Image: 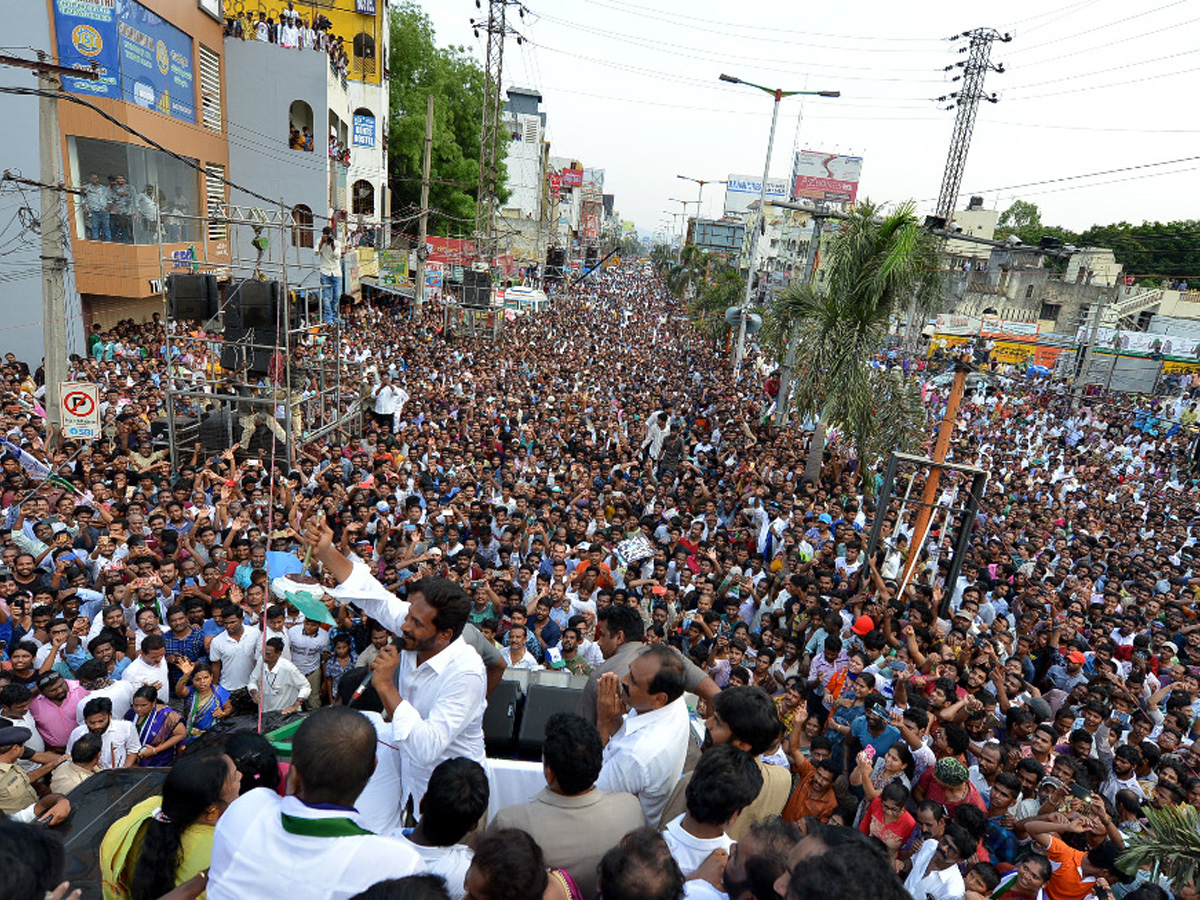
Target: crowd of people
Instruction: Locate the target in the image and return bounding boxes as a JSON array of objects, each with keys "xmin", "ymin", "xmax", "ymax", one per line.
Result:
[
  {"xmin": 225, "ymin": 3, "xmax": 356, "ymax": 79},
  {"xmin": 0, "ymin": 262, "xmax": 1198, "ymax": 900}
]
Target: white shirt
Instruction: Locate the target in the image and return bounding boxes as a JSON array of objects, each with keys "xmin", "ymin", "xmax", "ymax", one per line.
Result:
[
  {"xmin": 288, "ymin": 625, "xmax": 330, "ymax": 675},
  {"xmin": 903, "ymin": 839, "xmax": 965, "ymax": 900},
  {"xmin": 662, "ymin": 814, "xmax": 734, "ymax": 876},
  {"xmin": 327, "ymin": 563, "xmax": 488, "ymax": 809},
  {"xmin": 373, "ymin": 384, "xmax": 406, "ymax": 416},
  {"xmin": 248, "ymin": 656, "xmax": 311, "ymax": 712},
  {"xmin": 395, "ymin": 833, "xmax": 474, "ymax": 900},
  {"xmin": 501, "ymin": 646, "xmax": 541, "ymax": 671},
  {"xmin": 208, "ymin": 790, "xmax": 422, "ymax": 900},
  {"xmin": 595, "ymin": 697, "xmax": 690, "ymax": 827},
  {"xmin": 76, "ymin": 680, "xmax": 135, "ymax": 725},
  {"xmin": 356, "ymin": 711, "xmax": 404, "ymax": 835},
  {"xmin": 66, "ymin": 719, "xmax": 141, "ymax": 770},
  {"xmin": 121, "ymin": 656, "xmax": 171, "ymax": 703},
  {"xmin": 211, "ymin": 627, "xmax": 262, "ymax": 691}
]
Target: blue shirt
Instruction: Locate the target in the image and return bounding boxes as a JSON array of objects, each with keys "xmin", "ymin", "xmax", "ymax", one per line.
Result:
[{"xmin": 850, "ymin": 717, "xmax": 901, "ymax": 758}]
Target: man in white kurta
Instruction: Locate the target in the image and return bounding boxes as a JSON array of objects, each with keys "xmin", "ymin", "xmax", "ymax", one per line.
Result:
[
  {"xmin": 208, "ymin": 707, "xmax": 422, "ymax": 900},
  {"xmin": 593, "ymin": 645, "xmax": 690, "ymax": 827},
  {"xmin": 309, "ymin": 524, "xmax": 487, "ymax": 815},
  {"xmin": 248, "ymin": 639, "xmax": 312, "ymax": 713}
]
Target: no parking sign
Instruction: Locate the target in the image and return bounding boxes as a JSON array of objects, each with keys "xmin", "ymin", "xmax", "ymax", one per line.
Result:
[{"xmin": 60, "ymin": 382, "xmax": 100, "ymax": 440}]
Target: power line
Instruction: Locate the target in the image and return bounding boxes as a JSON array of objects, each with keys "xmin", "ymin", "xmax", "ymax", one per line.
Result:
[{"xmin": 1007, "ymin": 0, "xmax": 1190, "ymax": 55}]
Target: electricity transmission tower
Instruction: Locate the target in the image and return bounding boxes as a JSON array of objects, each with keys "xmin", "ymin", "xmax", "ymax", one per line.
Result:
[
  {"xmin": 471, "ymin": 0, "xmax": 527, "ymax": 263},
  {"xmin": 934, "ymin": 28, "xmax": 1011, "ymax": 221}
]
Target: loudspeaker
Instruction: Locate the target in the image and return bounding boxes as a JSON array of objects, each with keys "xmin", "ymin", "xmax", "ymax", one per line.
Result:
[
  {"xmin": 462, "ymin": 269, "xmax": 492, "ymax": 308},
  {"xmin": 517, "ymin": 684, "xmax": 583, "ymax": 754},
  {"xmin": 238, "ymin": 280, "xmax": 279, "ymax": 328},
  {"xmin": 167, "ymin": 274, "xmax": 218, "ymax": 320},
  {"xmin": 221, "ymin": 324, "xmax": 247, "ymax": 370},
  {"xmin": 482, "ymin": 680, "xmax": 521, "ymax": 753},
  {"xmin": 199, "ymin": 407, "xmax": 238, "ymax": 452}
]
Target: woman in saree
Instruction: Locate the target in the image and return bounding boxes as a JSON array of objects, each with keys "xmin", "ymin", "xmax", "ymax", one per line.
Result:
[
  {"xmin": 175, "ymin": 659, "xmax": 232, "ymax": 744},
  {"xmin": 125, "ymin": 685, "xmax": 187, "ymax": 767}
]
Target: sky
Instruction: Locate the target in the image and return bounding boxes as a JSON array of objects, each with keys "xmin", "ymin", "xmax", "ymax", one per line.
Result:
[{"xmin": 421, "ymin": 0, "xmax": 1200, "ymax": 252}]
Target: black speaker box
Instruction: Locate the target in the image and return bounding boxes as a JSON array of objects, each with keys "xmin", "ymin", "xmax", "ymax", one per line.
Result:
[
  {"xmin": 517, "ymin": 684, "xmax": 583, "ymax": 754},
  {"xmin": 167, "ymin": 274, "xmax": 218, "ymax": 320},
  {"xmin": 462, "ymin": 269, "xmax": 492, "ymax": 308}
]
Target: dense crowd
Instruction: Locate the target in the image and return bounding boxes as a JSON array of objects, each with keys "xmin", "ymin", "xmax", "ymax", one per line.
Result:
[{"xmin": 0, "ymin": 263, "xmax": 1198, "ymax": 900}]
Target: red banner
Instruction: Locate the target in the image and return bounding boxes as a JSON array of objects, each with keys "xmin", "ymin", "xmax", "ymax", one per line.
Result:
[
  {"xmin": 426, "ymin": 236, "xmax": 478, "ymax": 265},
  {"xmin": 548, "ymin": 171, "xmax": 562, "ymax": 199},
  {"xmin": 561, "ymin": 168, "xmax": 583, "ymax": 188}
]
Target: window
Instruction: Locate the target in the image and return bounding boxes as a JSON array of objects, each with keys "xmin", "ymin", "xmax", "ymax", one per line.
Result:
[
  {"xmin": 68, "ymin": 135, "xmax": 200, "ymax": 245},
  {"xmin": 292, "ymin": 204, "xmax": 314, "ymax": 249},
  {"xmin": 199, "ymin": 45, "xmax": 222, "ymax": 132},
  {"xmin": 1039, "ymin": 302, "xmax": 1060, "ymax": 322},
  {"xmin": 205, "ymin": 164, "xmax": 227, "ymax": 242},
  {"xmin": 1025, "ymin": 284, "xmax": 1034, "ymax": 299},
  {"xmin": 523, "ymin": 119, "xmax": 539, "ymax": 144},
  {"xmin": 352, "ymin": 180, "xmax": 374, "ymax": 216},
  {"xmin": 352, "ymin": 32, "xmax": 376, "ymax": 75},
  {"xmin": 289, "ymin": 100, "xmax": 314, "ymax": 152}
]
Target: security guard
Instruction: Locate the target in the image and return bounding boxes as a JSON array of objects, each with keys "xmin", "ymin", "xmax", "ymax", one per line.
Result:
[{"xmin": 0, "ymin": 725, "xmax": 71, "ymax": 824}]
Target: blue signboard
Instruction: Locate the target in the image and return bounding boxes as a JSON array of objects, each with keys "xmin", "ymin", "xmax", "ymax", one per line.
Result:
[
  {"xmin": 53, "ymin": 0, "xmax": 195, "ymax": 123},
  {"xmin": 352, "ymin": 114, "xmax": 375, "ymax": 147},
  {"xmin": 53, "ymin": 0, "xmax": 121, "ymax": 99},
  {"xmin": 118, "ymin": 2, "xmax": 196, "ymax": 122}
]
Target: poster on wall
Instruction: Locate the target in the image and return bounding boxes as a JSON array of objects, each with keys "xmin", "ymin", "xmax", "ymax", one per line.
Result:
[
  {"xmin": 352, "ymin": 114, "xmax": 375, "ymax": 147},
  {"xmin": 53, "ymin": 0, "xmax": 195, "ymax": 123},
  {"xmin": 425, "ymin": 261, "xmax": 444, "ymax": 301},
  {"xmin": 53, "ymin": 0, "xmax": 121, "ymax": 99}
]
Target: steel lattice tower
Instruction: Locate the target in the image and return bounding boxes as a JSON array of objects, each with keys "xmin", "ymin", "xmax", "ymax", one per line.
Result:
[
  {"xmin": 935, "ymin": 28, "xmax": 1011, "ymax": 220},
  {"xmin": 472, "ymin": 1, "xmax": 526, "ymax": 261}
]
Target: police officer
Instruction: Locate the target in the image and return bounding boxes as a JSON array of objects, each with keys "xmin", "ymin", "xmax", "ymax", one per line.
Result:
[{"xmin": 0, "ymin": 725, "xmax": 72, "ymax": 824}]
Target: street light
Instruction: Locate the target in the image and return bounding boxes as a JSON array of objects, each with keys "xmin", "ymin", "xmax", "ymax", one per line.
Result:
[
  {"xmin": 720, "ymin": 73, "xmax": 840, "ymax": 373},
  {"xmin": 677, "ymin": 174, "xmax": 728, "ymax": 220}
]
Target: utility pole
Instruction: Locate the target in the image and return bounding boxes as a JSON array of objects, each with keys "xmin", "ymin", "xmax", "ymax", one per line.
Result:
[
  {"xmin": 1072, "ymin": 291, "xmax": 1108, "ymax": 409},
  {"xmin": 471, "ymin": 0, "xmax": 527, "ymax": 265},
  {"xmin": 773, "ymin": 209, "xmax": 828, "ymax": 427},
  {"xmin": 415, "ymin": 93, "xmax": 433, "ymax": 315},
  {"xmin": 0, "ymin": 53, "xmax": 98, "ymax": 429},
  {"xmin": 898, "ymin": 356, "xmax": 971, "ymax": 590},
  {"xmin": 934, "ymin": 28, "xmax": 1011, "ymax": 221}
]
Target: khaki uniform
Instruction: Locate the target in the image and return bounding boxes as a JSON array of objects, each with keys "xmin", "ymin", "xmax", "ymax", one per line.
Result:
[{"xmin": 0, "ymin": 760, "xmax": 38, "ymax": 815}]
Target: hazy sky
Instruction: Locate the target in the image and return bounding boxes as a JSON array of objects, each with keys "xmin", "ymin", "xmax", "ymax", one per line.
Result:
[{"xmin": 422, "ymin": 0, "xmax": 1200, "ymax": 252}]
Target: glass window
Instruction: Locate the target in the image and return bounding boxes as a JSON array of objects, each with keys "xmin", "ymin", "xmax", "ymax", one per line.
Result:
[{"xmin": 69, "ymin": 135, "xmax": 200, "ymax": 244}]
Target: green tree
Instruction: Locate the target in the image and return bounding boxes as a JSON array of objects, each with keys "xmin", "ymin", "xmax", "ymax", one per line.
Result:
[
  {"xmin": 996, "ymin": 199, "xmax": 1042, "ymax": 233},
  {"xmin": 766, "ymin": 200, "xmax": 942, "ymax": 486},
  {"xmin": 387, "ymin": 2, "xmax": 507, "ymax": 236},
  {"xmin": 688, "ymin": 262, "xmax": 742, "ymax": 348}
]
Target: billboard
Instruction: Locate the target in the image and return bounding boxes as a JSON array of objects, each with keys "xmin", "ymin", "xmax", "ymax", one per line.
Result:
[
  {"xmin": 560, "ymin": 168, "xmax": 583, "ymax": 188},
  {"xmin": 583, "ymin": 168, "xmax": 605, "ymax": 191},
  {"xmin": 724, "ymin": 174, "xmax": 789, "ymax": 215},
  {"xmin": 981, "ymin": 316, "xmax": 1039, "ymax": 338},
  {"xmin": 54, "ymin": 0, "xmax": 195, "ymax": 123},
  {"xmin": 791, "ymin": 151, "xmax": 862, "ymax": 203},
  {"xmin": 352, "ymin": 114, "xmax": 375, "ymax": 147}
]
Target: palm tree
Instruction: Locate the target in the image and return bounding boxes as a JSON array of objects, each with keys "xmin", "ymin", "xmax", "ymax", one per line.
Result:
[
  {"xmin": 762, "ymin": 199, "xmax": 942, "ymax": 487},
  {"xmin": 1119, "ymin": 803, "xmax": 1200, "ymax": 889},
  {"xmin": 666, "ymin": 244, "xmax": 711, "ymax": 301},
  {"xmin": 688, "ymin": 263, "xmax": 743, "ymax": 349}
]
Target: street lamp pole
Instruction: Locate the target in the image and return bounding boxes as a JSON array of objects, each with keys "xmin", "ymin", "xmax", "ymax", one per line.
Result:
[
  {"xmin": 720, "ymin": 74, "xmax": 839, "ymax": 376},
  {"xmin": 677, "ymin": 175, "xmax": 728, "ymax": 222}
]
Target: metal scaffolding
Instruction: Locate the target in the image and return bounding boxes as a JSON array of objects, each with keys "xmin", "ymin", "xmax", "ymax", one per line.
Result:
[{"xmin": 157, "ymin": 202, "xmax": 364, "ymax": 471}]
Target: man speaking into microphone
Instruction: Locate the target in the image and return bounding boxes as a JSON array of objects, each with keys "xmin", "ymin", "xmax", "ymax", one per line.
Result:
[{"xmin": 302, "ymin": 517, "xmax": 486, "ymax": 821}]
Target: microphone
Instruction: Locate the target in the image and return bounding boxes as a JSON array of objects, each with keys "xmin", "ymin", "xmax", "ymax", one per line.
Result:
[{"xmin": 350, "ymin": 668, "xmax": 375, "ymax": 703}]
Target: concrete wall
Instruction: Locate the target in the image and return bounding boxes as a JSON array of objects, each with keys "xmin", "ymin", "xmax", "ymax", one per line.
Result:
[
  {"xmin": 224, "ymin": 38, "xmax": 339, "ymax": 288},
  {"xmin": 0, "ymin": 4, "xmax": 84, "ymax": 367}
]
